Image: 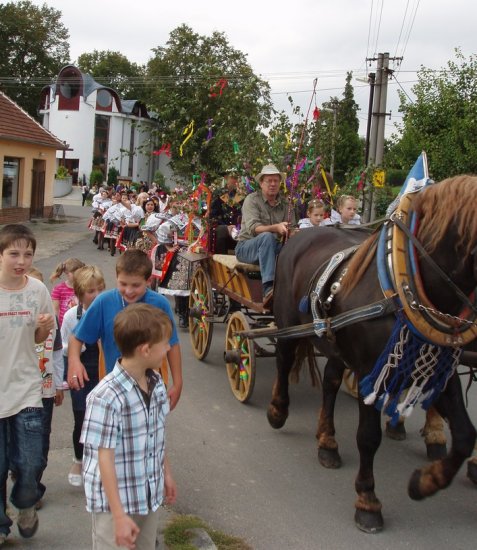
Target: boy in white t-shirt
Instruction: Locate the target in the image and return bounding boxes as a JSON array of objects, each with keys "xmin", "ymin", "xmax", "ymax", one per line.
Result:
[{"xmin": 0, "ymin": 225, "xmax": 55, "ymax": 545}]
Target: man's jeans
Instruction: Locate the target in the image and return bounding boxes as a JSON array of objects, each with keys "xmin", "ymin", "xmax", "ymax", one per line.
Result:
[
  {"xmin": 0, "ymin": 408, "xmax": 45, "ymax": 535},
  {"xmin": 235, "ymin": 232, "xmax": 282, "ymax": 287}
]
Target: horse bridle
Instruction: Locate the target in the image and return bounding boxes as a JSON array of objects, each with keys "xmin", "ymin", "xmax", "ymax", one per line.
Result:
[
  {"xmin": 391, "ymin": 212, "xmax": 477, "ymax": 316},
  {"xmin": 389, "ymin": 193, "xmax": 477, "ymax": 346}
]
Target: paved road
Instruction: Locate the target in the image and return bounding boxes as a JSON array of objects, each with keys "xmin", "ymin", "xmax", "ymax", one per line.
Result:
[{"xmin": 4, "ymin": 191, "xmax": 477, "ymax": 549}]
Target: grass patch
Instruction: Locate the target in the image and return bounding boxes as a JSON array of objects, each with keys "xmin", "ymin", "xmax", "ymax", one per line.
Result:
[{"xmin": 163, "ymin": 515, "xmax": 252, "ymax": 550}]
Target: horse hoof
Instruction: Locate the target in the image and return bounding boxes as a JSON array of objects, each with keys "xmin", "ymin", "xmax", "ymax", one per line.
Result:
[
  {"xmin": 267, "ymin": 407, "xmax": 288, "ymax": 430},
  {"xmin": 318, "ymin": 447, "xmax": 342, "ymax": 469},
  {"xmin": 354, "ymin": 509, "xmax": 383, "ymax": 533},
  {"xmin": 426, "ymin": 443, "xmax": 447, "ymax": 461},
  {"xmin": 467, "ymin": 459, "xmax": 477, "ymax": 485},
  {"xmin": 408, "ymin": 469, "xmax": 425, "ymax": 501},
  {"xmin": 385, "ymin": 420, "xmax": 406, "ymax": 441}
]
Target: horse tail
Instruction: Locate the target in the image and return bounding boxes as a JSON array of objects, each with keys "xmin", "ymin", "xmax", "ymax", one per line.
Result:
[
  {"xmin": 340, "ymin": 231, "xmax": 379, "ymax": 297},
  {"xmin": 290, "ymin": 339, "xmax": 322, "ymax": 387}
]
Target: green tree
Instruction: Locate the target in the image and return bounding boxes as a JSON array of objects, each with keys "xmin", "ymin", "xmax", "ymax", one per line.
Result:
[
  {"xmin": 145, "ymin": 24, "xmax": 273, "ymax": 181},
  {"xmin": 394, "ymin": 49, "xmax": 477, "ymax": 180},
  {"xmin": 0, "ymin": 0, "xmax": 70, "ymax": 118},
  {"xmin": 333, "ymin": 72, "xmax": 363, "ymax": 183},
  {"xmin": 77, "ymin": 50, "xmax": 146, "ymax": 99}
]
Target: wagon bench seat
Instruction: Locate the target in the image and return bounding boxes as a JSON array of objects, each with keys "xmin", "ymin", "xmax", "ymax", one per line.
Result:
[{"xmin": 212, "ymin": 254, "xmax": 260, "ymax": 274}]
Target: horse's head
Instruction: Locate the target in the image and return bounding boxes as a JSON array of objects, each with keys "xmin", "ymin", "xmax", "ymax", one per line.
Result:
[{"xmin": 413, "ymin": 175, "xmax": 477, "ymax": 313}]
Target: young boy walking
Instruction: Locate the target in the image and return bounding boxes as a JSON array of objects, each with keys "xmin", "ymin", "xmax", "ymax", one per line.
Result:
[
  {"xmin": 0, "ymin": 224, "xmax": 55, "ymax": 545},
  {"xmin": 67, "ymin": 249, "xmax": 183, "ymax": 409},
  {"xmin": 81, "ymin": 303, "xmax": 177, "ymax": 550}
]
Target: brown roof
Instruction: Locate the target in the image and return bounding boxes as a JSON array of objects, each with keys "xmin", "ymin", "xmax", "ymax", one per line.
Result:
[{"xmin": 0, "ymin": 91, "xmax": 66, "ymax": 149}]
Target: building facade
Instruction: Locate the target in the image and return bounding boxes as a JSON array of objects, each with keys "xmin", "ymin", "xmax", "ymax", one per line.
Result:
[
  {"xmin": 0, "ymin": 91, "xmax": 66, "ymax": 224},
  {"xmin": 39, "ymin": 65, "xmax": 171, "ymax": 186}
]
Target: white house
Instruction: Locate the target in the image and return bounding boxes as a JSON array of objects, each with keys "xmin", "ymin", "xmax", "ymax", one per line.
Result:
[{"xmin": 39, "ymin": 65, "xmax": 172, "ymax": 186}]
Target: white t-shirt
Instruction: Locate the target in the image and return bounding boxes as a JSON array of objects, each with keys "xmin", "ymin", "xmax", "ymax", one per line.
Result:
[{"xmin": 0, "ymin": 276, "xmax": 55, "ymax": 417}]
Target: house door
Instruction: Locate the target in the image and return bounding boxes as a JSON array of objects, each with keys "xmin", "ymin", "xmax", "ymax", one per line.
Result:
[{"xmin": 31, "ymin": 160, "xmax": 46, "ymax": 218}]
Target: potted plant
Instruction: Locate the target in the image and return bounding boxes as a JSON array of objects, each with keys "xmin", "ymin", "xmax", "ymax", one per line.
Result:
[{"xmin": 53, "ymin": 165, "xmax": 73, "ymax": 197}]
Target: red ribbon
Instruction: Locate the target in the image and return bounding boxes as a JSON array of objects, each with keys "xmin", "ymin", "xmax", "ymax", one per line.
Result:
[
  {"xmin": 209, "ymin": 78, "xmax": 228, "ymax": 97},
  {"xmin": 153, "ymin": 143, "xmax": 171, "ymax": 157}
]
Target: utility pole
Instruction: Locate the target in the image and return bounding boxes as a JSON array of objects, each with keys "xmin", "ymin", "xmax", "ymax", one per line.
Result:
[{"xmin": 363, "ymin": 52, "xmax": 402, "ymax": 221}]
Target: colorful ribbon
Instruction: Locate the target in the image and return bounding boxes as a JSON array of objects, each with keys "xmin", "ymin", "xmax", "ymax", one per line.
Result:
[
  {"xmin": 209, "ymin": 78, "xmax": 228, "ymax": 97},
  {"xmin": 179, "ymin": 120, "xmax": 195, "ymax": 157}
]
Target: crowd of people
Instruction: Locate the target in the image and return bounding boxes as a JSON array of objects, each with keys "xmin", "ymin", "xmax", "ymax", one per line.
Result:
[{"xmin": 0, "ymin": 166, "xmax": 362, "ymax": 549}]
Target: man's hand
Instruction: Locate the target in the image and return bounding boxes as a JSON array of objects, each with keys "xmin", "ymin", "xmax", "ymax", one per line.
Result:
[
  {"xmin": 274, "ymin": 221, "xmax": 289, "ymax": 236},
  {"xmin": 114, "ymin": 514, "xmax": 140, "ymax": 550}
]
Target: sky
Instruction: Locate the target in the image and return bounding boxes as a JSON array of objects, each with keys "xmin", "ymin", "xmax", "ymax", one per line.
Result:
[{"xmin": 24, "ymin": 0, "xmax": 477, "ymax": 138}]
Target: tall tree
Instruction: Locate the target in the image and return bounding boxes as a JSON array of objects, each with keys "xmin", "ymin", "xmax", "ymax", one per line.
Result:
[
  {"xmin": 0, "ymin": 0, "xmax": 70, "ymax": 118},
  {"xmin": 333, "ymin": 72, "xmax": 363, "ymax": 182},
  {"xmin": 145, "ymin": 24, "xmax": 273, "ymax": 180},
  {"xmin": 393, "ymin": 49, "xmax": 477, "ymax": 180},
  {"xmin": 77, "ymin": 50, "xmax": 146, "ymax": 99}
]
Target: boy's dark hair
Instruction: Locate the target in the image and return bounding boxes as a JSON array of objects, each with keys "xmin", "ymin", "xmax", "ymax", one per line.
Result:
[
  {"xmin": 114, "ymin": 303, "xmax": 172, "ymax": 357},
  {"xmin": 115, "ymin": 249, "xmax": 153, "ymax": 279},
  {"xmin": 0, "ymin": 224, "xmax": 36, "ymax": 253}
]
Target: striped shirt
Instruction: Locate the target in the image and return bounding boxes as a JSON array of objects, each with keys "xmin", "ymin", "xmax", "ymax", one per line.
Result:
[{"xmin": 80, "ymin": 362, "xmax": 169, "ymax": 514}]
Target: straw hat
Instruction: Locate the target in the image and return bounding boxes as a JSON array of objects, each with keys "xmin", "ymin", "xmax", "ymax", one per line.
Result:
[{"xmin": 255, "ymin": 163, "xmax": 283, "ymax": 184}]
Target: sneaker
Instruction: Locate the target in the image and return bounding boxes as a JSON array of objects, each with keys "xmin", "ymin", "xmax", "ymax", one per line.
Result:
[
  {"xmin": 68, "ymin": 460, "xmax": 83, "ymax": 487},
  {"xmin": 17, "ymin": 507, "xmax": 39, "ymax": 538}
]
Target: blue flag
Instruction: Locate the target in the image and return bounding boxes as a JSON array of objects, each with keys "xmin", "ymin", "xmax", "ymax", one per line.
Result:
[{"xmin": 386, "ymin": 152, "xmax": 431, "ymax": 216}]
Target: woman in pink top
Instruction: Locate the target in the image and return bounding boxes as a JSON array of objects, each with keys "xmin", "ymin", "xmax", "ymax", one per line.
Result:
[{"xmin": 49, "ymin": 258, "xmax": 85, "ymax": 326}]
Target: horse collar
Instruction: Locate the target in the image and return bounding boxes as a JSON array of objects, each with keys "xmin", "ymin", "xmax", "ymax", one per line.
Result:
[{"xmin": 387, "ymin": 193, "xmax": 477, "ymax": 347}]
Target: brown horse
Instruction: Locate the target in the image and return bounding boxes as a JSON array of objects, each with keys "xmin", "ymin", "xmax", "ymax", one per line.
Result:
[{"xmin": 267, "ymin": 175, "xmax": 477, "ymax": 532}]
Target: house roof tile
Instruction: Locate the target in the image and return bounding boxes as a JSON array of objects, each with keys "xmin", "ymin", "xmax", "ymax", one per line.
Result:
[{"xmin": 0, "ymin": 91, "xmax": 66, "ymax": 149}]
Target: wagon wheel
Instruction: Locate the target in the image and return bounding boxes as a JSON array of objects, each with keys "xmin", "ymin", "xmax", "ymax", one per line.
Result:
[
  {"xmin": 224, "ymin": 311, "xmax": 256, "ymax": 403},
  {"xmin": 188, "ymin": 266, "xmax": 214, "ymax": 360},
  {"xmin": 343, "ymin": 368, "xmax": 359, "ymax": 399}
]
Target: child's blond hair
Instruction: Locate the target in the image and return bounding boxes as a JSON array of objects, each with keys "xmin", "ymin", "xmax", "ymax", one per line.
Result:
[
  {"xmin": 49, "ymin": 258, "xmax": 85, "ymax": 282},
  {"xmin": 336, "ymin": 195, "xmax": 357, "ymax": 212},
  {"xmin": 28, "ymin": 266, "xmax": 44, "ymax": 282},
  {"xmin": 72, "ymin": 266, "xmax": 106, "ymax": 301},
  {"xmin": 307, "ymin": 199, "xmax": 325, "ymax": 215}
]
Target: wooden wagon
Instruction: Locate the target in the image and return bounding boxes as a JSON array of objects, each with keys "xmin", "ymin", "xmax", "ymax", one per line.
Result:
[{"xmin": 187, "ymin": 253, "xmax": 277, "ymax": 402}]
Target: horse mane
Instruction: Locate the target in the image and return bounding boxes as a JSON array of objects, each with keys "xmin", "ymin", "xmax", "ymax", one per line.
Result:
[
  {"xmin": 413, "ymin": 175, "xmax": 477, "ymax": 256},
  {"xmin": 339, "ymin": 231, "xmax": 379, "ymax": 297}
]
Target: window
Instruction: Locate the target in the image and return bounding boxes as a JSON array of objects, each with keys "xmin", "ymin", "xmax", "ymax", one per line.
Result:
[
  {"xmin": 93, "ymin": 115, "xmax": 110, "ymax": 175},
  {"xmin": 2, "ymin": 157, "xmax": 20, "ymax": 208},
  {"xmin": 97, "ymin": 89, "xmax": 112, "ymax": 109}
]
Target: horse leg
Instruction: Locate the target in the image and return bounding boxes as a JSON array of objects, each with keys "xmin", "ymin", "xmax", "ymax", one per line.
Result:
[
  {"xmin": 354, "ymin": 399, "xmax": 384, "ymax": 533},
  {"xmin": 267, "ymin": 338, "xmax": 297, "ymax": 429},
  {"xmin": 420, "ymin": 406, "xmax": 447, "ymax": 460},
  {"xmin": 385, "ymin": 416, "xmax": 406, "ymax": 441},
  {"xmin": 317, "ymin": 358, "xmax": 345, "ymax": 469},
  {"xmin": 408, "ymin": 373, "xmax": 476, "ymax": 500},
  {"xmin": 467, "ymin": 453, "xmax": 477, "ymax": 484}
]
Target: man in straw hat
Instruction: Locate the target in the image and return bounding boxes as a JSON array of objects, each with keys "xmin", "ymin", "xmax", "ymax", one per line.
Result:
[{"xmin": 235, "ymin": 163, "xmax": 297, "ymax": 303}]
